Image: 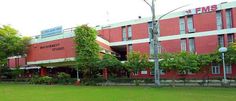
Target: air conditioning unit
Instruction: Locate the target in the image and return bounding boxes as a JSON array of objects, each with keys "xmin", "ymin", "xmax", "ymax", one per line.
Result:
[{"xmin": 188, "ymin": 28, "xmax": 196, "ymax": 33}]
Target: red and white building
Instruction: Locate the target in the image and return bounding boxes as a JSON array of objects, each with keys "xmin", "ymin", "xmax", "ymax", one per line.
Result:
[{"xmin": 8, "ymin": 1, "xmax": 236, "ymax": 79}]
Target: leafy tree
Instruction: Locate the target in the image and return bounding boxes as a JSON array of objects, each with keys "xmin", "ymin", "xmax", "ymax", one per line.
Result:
[
  {"xmin": 210, "ymin": 42, "xmax": 236, "ymax": 64},
  {"xmin": 74, "ymin": 25, "xmax": 100, "ymax": 79},
  {"xmin": 0, "ymin": 25, "xmax": 31, "ymax": 79},
  {"xmin": 125, "ymin": 52, "xmax": 154, "ymax": 74},
  {"xmin": 159, "ymin": 52, "xmax": 209, "ymax": 86},
  {"xmin": 98, "ymin": 54, "xmax": 124, "ymax": 78},
  {"xmin": 224, "ymin": 43, "xmax": 236, "ymax": 64}
]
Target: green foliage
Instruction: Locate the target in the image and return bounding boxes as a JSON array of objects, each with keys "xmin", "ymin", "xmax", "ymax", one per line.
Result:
[
  {"xmin": 159, "ymin": 52, "xmax": 213, "ymax": 74},
  {"xmin": 0, "ymin": 25, "xmax": 31, "ymax": 70},
  {"xmin": 125, "ymin": 52, "xmax": 154, "ymax": 72},
  {"xmin": 56, "ymin": 72, "xmax": 71, "ymax": 84},
  {"xmin": 10, "ymin": 68, "xmax": 24, "ymax": 79},
  {"xmin": 224, "ymin": 43, "xmax": 236, "ymax": 64},
  {"xmin": 74, "ymin": 25, "xmax": 100, "ymax": 78},
  {"xmin": 197, "ymin": 54, "xmax": 213, "ymax": 67},
  {"xmin": 74, "ymin": 25, "xmax": 100, "ymax": 69},
  {"xmin": 98, "ymin": 54, "xmax": 122, "ymax": 70},
  {"xmin": 30, "ymin": 76, "xmax": 53, "ymax": 85},
  {"xmin": 211, "ymin": 42, "xmax": 236, "ymax": 64},
  {"xmin": 159, "ymin": 52, "xmax": 214, "ymax": 86},
  {"xmin": 159, "ymin": 53, "xmax": 179, "ymax": 71},
  {"xmin": 178, "ymin": 52, "xmax": 199, "ymax": 73}
]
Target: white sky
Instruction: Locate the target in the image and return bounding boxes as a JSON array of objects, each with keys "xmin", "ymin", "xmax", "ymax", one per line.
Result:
[{"xmin": 0, "ymin": 0, "xmax": 234, "ymax": 36}]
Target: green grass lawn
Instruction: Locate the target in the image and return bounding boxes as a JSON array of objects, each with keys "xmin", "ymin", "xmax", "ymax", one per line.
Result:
[{"xmin": 0, "ymin": 83, "xmax": 236, "ymax": 101}]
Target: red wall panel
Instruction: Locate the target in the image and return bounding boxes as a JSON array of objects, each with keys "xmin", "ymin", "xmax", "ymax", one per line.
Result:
[
  {"xmin": 98, "ymin": 29, "xmax": 110, "ymax": 41},
  {"xmin": 195, "ymin": 35, "xmax": 218, "ymax": 54},
  {"xmin": 27, "ymin": 38, "xmax": 76, "ymax": 62},
  {"xmin": 193, "ymin": 12, "xmax": 217, "ymax": 32},
  {"xmin": 109, "ymin": 27, "xmax": 123, "ymax": 42},
  {"xmin": 8, "ymin": 57, "xmax": 26, "ymax": 68},
  {"xmin": 27, "ymin": 37, "xmax": 112, "ymax": 62},
  {"xmin": 161, "ymin": 39, "xmax": 181, "ymax": 53},
  {"xmin": 132, "ymin": 23, "xmax": 149, "ymax": 40},
  {"xmin": 132, "ymin": 43, "xmax": 150, "ymax": 54},
  {"xmin": 160, "ymin": 18, "xmax": 180, "ymax": 36}
]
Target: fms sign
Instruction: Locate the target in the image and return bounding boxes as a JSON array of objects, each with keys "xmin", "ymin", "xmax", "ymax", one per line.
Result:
[
  {"xmin": 185, "ymin": 5, "xmax": 218, "ymax": 15},
  {"xmin": 41, "ymin": 26, "xmax": 63, "ymax": 38}
]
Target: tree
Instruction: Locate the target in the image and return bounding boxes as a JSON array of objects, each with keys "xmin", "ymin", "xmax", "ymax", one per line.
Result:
[
  {"xmin": 0, "ymin": 25, "xmax": 31, "ymax": 80},
  {"xmin": 74, "ymin": 25, "xmax": 100, "ymax": 79},
  {"xmin": 98, "ymin": 54, "xmax": 123, "ymax": 78},
  {"xmin": 125, "ymin": 52, "xmax": 154, "ymax": 75},
  {"xmin": 211, "ymin": 43, "xmax": 236, "ymax": 64},
  {"xmin": 224, "ymin": 43, "xmax": 236, "ymax": 64},
  {"xmin": 159, "ymin": 52, "xmax": 208, "ymax": 87}
]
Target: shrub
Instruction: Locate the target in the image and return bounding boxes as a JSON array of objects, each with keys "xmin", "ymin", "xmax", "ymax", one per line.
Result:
[
  {"xmin": 30, "ymin": 76, "xmax": 53, "ymax": 85},
  {"xmin": 40, "ymin": 76, "xmax": 53, "ymax": 85},
  {"xmin": 56, "ymin": 72, "xmax": 71, "ymax": 84},
  {"xmin": 81, "ymin": 78, "xmax": 106, "ymax": 86},
  {"xmin": 30, "ymin": 75, "xmax": 41, "ymax": 84}
]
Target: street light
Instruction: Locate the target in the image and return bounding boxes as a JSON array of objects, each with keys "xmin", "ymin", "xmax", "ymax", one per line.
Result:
[
  {"xmin": 218, "ymin": 47, "xmax": 228, "ymax": 83},
  {"xmin": 144, "ymin": 0, "xmax": 188, "ymax": 86}
]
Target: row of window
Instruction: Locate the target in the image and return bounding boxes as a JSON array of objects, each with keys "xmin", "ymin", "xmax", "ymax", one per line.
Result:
[
  {"xmin": 122, "ymin": 9, "xmax": 233, "ymax": 42},
  {"xmin": 216, "ymin": 9, "xmax": 233, "ymax": 30},
  {"xmin": 180, "ymin": 33, "xmax": 234, "ymax": 52},
  {"xmin": 218, "ymin": 34, "xmax": 235, "ymax": 47},
  {"xmin": 130, "ymin": 33, "xmax": 234, "ymax": 55},
  {"xmin": 180, "ymin": 9, "xmax": 233, "ymax": 34},
  {"xmin": 134, "ymin": 64, "xmax": 233, "ymax": 75},
  {"xmin": 180, "ymin": 38, "xmax": 195, "ymax": 52},
  {"xmin": 122, "ymin": 25, "xmax": 132, "ymax": 41},
  {"xmin": 212, "ymin": 63, "xmax": 232, "ymax": 74}
]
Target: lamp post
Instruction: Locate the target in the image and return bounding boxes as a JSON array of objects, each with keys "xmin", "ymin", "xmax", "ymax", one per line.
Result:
[
  {"xmin": 144, "ymin": 0, "xmax": 188, "ymax": 86},
  {"xmin": 218, "ymin": 47, "xmax": 228, "ymax": 83}
]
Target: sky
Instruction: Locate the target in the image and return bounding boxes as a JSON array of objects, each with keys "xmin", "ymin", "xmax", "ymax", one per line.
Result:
[{"xmin": 0, "ymin": 0, "xmax": 235, "ymax": 36}]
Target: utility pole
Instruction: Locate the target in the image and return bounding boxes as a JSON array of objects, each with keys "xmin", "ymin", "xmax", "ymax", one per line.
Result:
[
  {"xmin": 144, "ymin": 0, "xmax": 188, "ymax": 86},
  {"xmin": 144, "ymin": 0, "xmax": 160, "ymax": 86}
]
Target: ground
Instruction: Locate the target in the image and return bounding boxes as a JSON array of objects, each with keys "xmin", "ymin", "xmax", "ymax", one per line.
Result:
[{"xmin": 0, "ymin": 83, "xmax": 236, "ymax": 101}]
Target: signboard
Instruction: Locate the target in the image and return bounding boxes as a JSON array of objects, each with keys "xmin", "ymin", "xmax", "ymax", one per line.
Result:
[
  {"xmin": 41, "ymin": 26, "xmax": 63, "ymax": 38},
  {"xmin": 185, "ymin": 5, "xmax": 218, "ymax": 15},
  {"xmin": 40, "ymin": 43, "xmax": 64, "ymax": 51}
]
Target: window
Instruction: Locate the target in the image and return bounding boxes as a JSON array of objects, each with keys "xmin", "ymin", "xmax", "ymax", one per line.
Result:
[
  {"xmin": 212, "ymin": 63, "xmax": 220, "ymax": 74},
  {"xmin": 128, "ymin": 44, "xmax": 133, "ymax": 52},
  {"xmin": 160, "ymin": 69, "xmax": 166, "ymax": 75},
  {"xmin": 148, "ymin": 22, "xmax": 153, "ymax": 40},
  {"xmin": 226, "ymin": 9, "xmax": 233, "ymax": 28},
  {"xmin": 141, "ymin": 71, "xmax": 147, "ymax": 75},
  {"xmin": 181, "ymin": 39, "xmax": 187, "ymax": 51},
  {"xmin": 187, "ymin": 16, "xmax": 194, "ymax": 32},
  {"xmin": 179, "ymin": 17, "xmax": 185, "ymax": 34},
  {"xmin": 189, "ymin": 38, "xmax": 195, "ymax": 53},
  {"xmin": 216, "ymin": 11, "xmax": 223, "ymax": 30},
  {"xmin": 225, "ymin": 64, "xmax": 232, "ymax": 74},
  {"xmin": 127, "ymin": 25, "xmax": 132, "ymax": 40},
  {"xmin": 122, "ymin": 26, "xmax": 126, "ymax": 41},
  {"xmin": 179, "ymin": 70, "xmax": 193, "ymax": 75},
  {"xmin": 218, "ymin": 35, "xmax": 224, "ymax": 47},
  {"xmin": 227, "ymin": 34, "xmax": 234, "ymax": 45}
]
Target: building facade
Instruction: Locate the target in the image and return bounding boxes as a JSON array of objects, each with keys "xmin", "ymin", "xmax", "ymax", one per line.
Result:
[{"xmin": 8, "ymin": 1, "xmax": 236, "ymax": 79}]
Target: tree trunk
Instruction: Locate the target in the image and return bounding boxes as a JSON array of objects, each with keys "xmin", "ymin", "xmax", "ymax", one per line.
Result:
[
  {"xmin": 0, "ymin": 68, "xmax": 2, "ymax": 81},
  {"xmin": 171, "ymin": 71, "xmax": 177, "ymax": 87}
]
